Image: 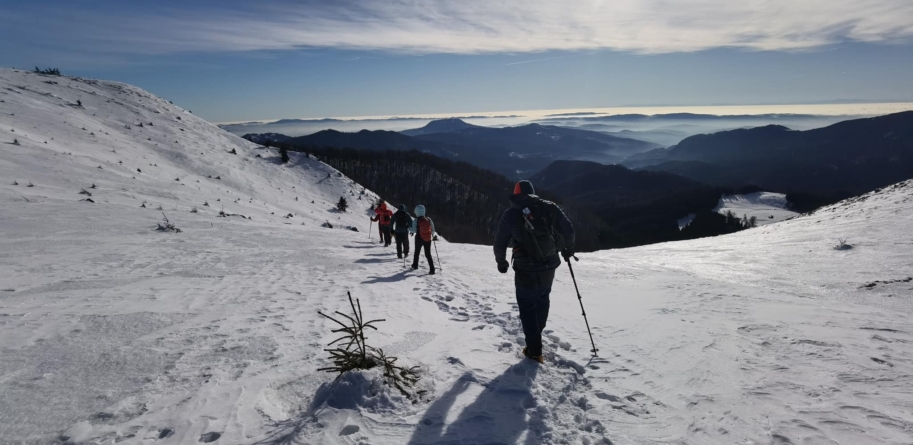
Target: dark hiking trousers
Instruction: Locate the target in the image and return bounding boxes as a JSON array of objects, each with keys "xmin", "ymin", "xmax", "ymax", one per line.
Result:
[
  {"xmin": 412, "ymin": 235, "xmax": 435, "ymax": 271},
  {"xmin": 515, "ymin": 268, "xmax": 556, "ymax": 357},
  {"xmin": 381, "ymin": 225, "xmax": 392, "ymax": 246},
  {"xmin": 395, "ymin": 232, "xmax": 410, "ymax": 257}
]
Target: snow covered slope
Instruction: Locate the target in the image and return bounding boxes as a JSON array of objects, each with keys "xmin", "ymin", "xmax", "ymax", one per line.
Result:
[
  {"xmin": 0, "ymin": 68, "xmax": 374, "ymax": 232},
  {"xmin": 713, "ymin": 191, "xmax": 799, "ymax": 225},
  {"xmin": 2, "ymin": 68, "xmax": 912, "ymax": 445}
]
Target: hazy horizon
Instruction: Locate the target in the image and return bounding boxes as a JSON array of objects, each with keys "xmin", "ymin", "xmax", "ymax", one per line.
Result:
[{"xmin": 216, "ymin": 101, "xmax": 913, "ymax": 126}]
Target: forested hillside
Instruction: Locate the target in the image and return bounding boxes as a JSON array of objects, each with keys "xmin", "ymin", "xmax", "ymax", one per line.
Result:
[{"xmin": 277, "ymin": 146, "xmax": 609, "ymax": 250}]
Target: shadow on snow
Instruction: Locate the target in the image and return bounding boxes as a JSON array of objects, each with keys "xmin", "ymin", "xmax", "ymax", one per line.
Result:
[{"xmin": 407, "ymin": 361, "xmax": 543, "ymax": 445}]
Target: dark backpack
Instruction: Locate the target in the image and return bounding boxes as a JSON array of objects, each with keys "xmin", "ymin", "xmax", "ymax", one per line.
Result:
[
  {"xmin": 514, "ymin": 201, "xmax": 563, "ymax": 261},
  {"xmin": 394, "ymin": 211, "xmax": 411, "ymax": 230}
]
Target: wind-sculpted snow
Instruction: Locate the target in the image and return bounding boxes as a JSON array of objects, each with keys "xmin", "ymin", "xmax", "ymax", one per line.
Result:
[{"xmin": 1, "ymin": 69, "xmax": 912, "ymax": 444}]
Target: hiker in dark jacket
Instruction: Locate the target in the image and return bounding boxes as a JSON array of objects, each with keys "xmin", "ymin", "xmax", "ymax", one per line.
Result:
[
  {"xmin": 410, "ymin": 205, "xmax": 436, "ymax": 275},
  {"xmin": 493, "ymin": 180, "xmax": 575, "ymax": 363},
  {"xmin": 392, "ymin": 204, "xmax": 413, "ymax": 259}
]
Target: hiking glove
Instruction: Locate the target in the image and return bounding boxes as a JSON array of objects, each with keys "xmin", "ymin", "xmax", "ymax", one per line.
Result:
[
  {"xmin": 497, "ymin": 260, "xmax": 510, "ymax": 274},
  {"xmin": 561, "ymin": 249, "xmax": 575, "ymax": 261}
]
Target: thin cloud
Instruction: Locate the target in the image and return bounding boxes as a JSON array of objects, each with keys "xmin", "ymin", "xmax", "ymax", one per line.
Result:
[
  {"xmin": 4, "ymin": 0, "xmax": 913, "ymax": 56},
  {"xmin": 504, "ymin": 54, "xmax": 581, "ymax": 66}
]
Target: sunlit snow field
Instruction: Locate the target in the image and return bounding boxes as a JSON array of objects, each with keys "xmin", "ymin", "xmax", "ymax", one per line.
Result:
[{"xmin": 2, "ymin": 69, "xmax": 912, "ymax": 444}]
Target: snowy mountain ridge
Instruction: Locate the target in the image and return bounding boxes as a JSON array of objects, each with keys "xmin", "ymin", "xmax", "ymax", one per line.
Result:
[
  {"xmin": 2, "ymin": 68, "xmax": 913, "ymax": 445},
  {"xmin": 0, "ymin": 68, "xmax": 374, "ymax": 231}
]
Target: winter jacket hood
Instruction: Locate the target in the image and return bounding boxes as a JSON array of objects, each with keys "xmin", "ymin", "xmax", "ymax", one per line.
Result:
[{"xmin": 414, "ymin": 205, "xmax": 426, "ymax": 217}]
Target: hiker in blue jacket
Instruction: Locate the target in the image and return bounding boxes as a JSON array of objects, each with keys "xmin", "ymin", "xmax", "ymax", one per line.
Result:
[{"xmin": 493, "ymin": 180, "xmax": 575, "ymax": 363}]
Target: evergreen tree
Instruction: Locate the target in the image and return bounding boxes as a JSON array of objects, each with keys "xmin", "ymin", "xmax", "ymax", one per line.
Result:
[
  {"xmin": 336, "ymin": 196, "xmax": 348, "ymax": 212},
  {"xmin": 279, "ymin": 146, "xmax": 289, "ymax": 163}
]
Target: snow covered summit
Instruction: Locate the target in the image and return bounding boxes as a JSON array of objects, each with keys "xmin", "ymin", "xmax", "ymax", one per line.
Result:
[{"xmin": 2, "ymin": 69, "xmax": 912, "ymax": 445}]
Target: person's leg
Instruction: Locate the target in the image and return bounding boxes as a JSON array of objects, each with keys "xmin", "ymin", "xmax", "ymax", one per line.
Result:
[
  {"xmin": 403, "ymin": 232, "xmax": 410, "ymax": 256},
  {"xmin": 424, "ymin": 240, "xmax": 435, "ymax": 271},
  {"xmin": 395, "ymin": 232, "xmax": 404, "ymax": 257},
  {"xmin": 384, "ymin": 227, "xmax": 392, "ymax": 246},
  {"xmin": 378, "ymin": 223, "xmax": 383, "ymax": 243},
  {"xmin": 412, "ymin": 237, "xmax": 423, "ymax": 268},
  {"xmin": 515, "ymin": 279, "xmax": 543, "ymax": 357},
  {"xmin": 535, "ymin": 269, "xmax": 556, "ymax": 336}
]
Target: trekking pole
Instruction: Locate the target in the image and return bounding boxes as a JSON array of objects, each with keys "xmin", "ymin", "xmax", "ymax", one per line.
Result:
[
  {"xmin": 565, "ymin": 256, "xmax": 598, "ymax": 357},
  {"xmin": 368, "ymin": 220, "xmax": 373, "ymax": 239},
  {"xmin": 432, "ymin": 238, "xmax": 443, "ymax": 273}
]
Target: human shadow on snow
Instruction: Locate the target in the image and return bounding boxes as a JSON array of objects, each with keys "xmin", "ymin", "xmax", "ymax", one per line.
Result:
[
  {"xmin": 354, "ymin": 258, "xmax": 397, "ymax": 264},
  {"xmin": 361, "ymin": 270, "xmax": 411, "ymax": 284},
  {"xmin": 407, "ymin": 361, "xmax": 543, "ymax": 445}
]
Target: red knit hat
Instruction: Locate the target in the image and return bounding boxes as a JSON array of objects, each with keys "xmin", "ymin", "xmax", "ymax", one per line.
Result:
[{"xmin": 513, "ymin": 180, "xmax": 535, "ymax": 195}]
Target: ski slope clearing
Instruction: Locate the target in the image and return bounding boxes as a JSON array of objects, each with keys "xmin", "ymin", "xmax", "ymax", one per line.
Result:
[
  {"xmin": 713, "ymin": 191, "xmax": 799, "ymax": 225},
  {"xmin": 2, "ymin": 69, "xmax": 913, "ymax": 445}
]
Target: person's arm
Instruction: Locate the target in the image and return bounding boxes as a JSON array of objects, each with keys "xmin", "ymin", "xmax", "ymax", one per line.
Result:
[
  {"xmin": 430, "ymin": 218, "xmax": 436, "ymax": 235},
  {"xmin": 409, "ymin": 218, "xmax": 417, "ymax": 234},
  {"xmin": 493, "ymin": 210, "xmax": 513, "ymax": 264},
  {"xmin": 371, "ymin": 215, "xmax": 379, "ymax": 222},
  {"xmin": 551, "ymin": 204, "xmax": 575, "ymax": 251}
]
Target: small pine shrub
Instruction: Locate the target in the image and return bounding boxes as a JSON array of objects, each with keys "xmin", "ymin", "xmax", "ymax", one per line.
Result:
[
  {"xmin": 279, "ymin": 147, "xmax": 290, "ymax": 163},
  {"xmin": 156, "ymin": 212, "xmax": 182, "ymax": 233},
  {"xmin": 835, "ymin": 238, "xmax": 853, "ymax": 251},
  {"xmin": 318, "ymin": 292, "xmax": 422, "ymax": 400},
  {"xmin": 336, "ymin": 196, "xmax": 348, "ymax": 212}
]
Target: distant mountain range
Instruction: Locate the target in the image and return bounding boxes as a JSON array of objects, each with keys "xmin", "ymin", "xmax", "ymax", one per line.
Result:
[
  {"xmin": 400, "ymin": 118, "xmax": 479, "ymax": 136},
  {"xmin": 626, "ymin": 111, "xmax": 913, "ymax": 195},
  {"xmin": 242, "ymin": 133, "xmax": 291, "ymax": 145},
  {"xmin": 536, "ymin": 113, "xmax": 829, "ymax": 123},
  {"xmin": 248, "ymin": 119, "xmax": 661, "ymax": 179}
]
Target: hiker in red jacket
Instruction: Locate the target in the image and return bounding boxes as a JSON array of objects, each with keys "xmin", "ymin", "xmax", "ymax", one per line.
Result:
[
  {"xmin": 371, "ymin": 205, "xmax": 383, "ymax": 241},
  {"xmin": 371, "ymin": 203, "xmax": 394, "ymax": 247}
]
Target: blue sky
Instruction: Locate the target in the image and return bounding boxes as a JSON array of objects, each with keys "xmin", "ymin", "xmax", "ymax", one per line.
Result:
[{"xmin": 2, "ymin": 0, "xmax": 913, "ymax": 122}]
